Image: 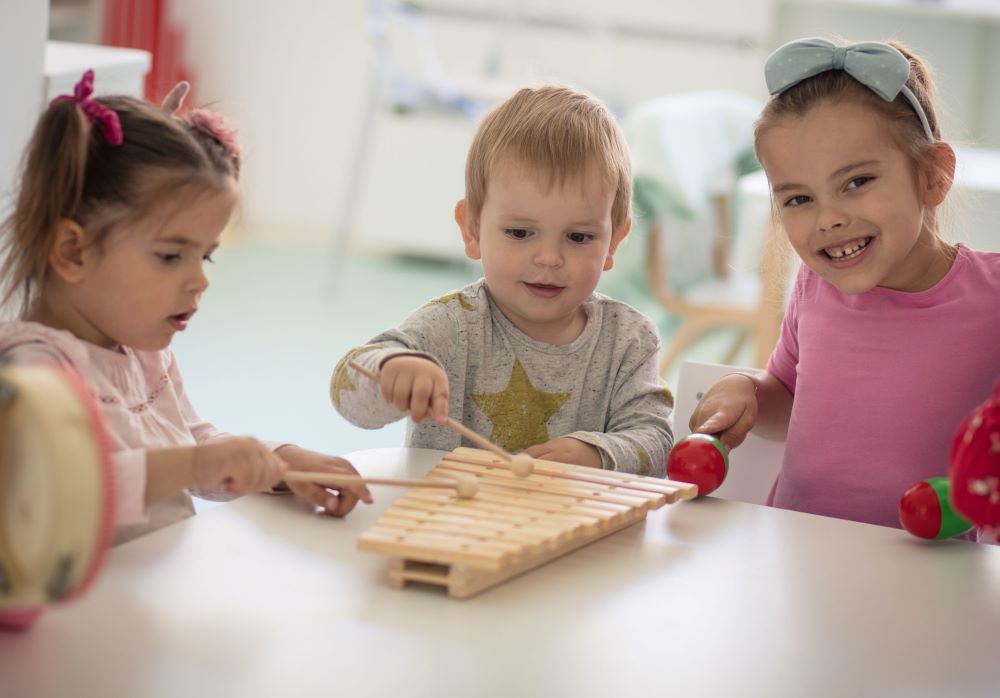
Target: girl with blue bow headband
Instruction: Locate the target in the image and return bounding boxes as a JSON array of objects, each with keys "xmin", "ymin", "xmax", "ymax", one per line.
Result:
[{"xmin": 689, "ymin": 38, "xmax": 1000, "ymax": 537}]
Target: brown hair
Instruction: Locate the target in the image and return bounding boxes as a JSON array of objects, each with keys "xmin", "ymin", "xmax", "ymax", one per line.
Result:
[
  {"xmin": 0, "ymin": 93, "xmax": 240, "ymax": 314},
  {"xmin": 464, "ymin": 85, "xmax": 632, "ymax": 230},
  {"xmin": 754, "ymin": 40, "xmax": 951, "ymax": 233}
]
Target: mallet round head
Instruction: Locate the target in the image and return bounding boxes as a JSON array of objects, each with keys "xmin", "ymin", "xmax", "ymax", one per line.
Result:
[
  {"xmin": 454, "ymin": 475, "xmax": 479, "ymax": 499},
  {"xmin": 666, "ymin": 434, "xmax": 729, "ymax": 497},
  {"xmin": 509, "ymin": 454, "xmax": 534, "ymax": 478}
]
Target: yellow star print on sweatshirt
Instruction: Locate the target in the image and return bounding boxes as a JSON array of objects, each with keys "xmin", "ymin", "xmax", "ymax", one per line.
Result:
[{"xmin": 472, "ymin": 358, "xmax": 570, "ymax": 452}]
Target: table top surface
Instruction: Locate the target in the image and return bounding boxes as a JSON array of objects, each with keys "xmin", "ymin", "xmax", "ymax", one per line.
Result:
[{"xmin": 3, "ymin": 447, "xmax": 998, "ymax": 698}]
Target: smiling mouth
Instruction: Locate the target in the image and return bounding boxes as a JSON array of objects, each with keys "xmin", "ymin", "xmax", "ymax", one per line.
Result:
[{"xmin": 823, "ymin": 236, "xmax": 872, "ymax": 261}]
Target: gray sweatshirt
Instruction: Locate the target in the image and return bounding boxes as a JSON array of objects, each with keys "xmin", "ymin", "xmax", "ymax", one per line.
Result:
[{"xmin": 332, "ymin": 279, "xmax": 674, "ymax": 476}]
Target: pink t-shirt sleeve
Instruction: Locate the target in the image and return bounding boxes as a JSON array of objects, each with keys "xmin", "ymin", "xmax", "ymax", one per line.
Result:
[{"xmin": 766, "ymin": 267, "xmax": 805, "ymax": 395}]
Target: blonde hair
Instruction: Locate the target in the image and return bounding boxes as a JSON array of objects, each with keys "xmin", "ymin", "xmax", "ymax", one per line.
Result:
[
  {"xmin": 754, "ymin": 39, "xmax": 952, "ymax": 236},
  {"xmin": 0, "ymin": 93, "xmax": 240, "ymax": 315},
  {"xmin": 464, "ymin": 85, "xmax": 632, "ymax": 230}
]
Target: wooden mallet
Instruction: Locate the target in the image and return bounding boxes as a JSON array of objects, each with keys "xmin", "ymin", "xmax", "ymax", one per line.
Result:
[
  {"xmin": 283, "ymin": 471, "xmax": 478, "ymax": 499},
  {"xmin": 347, "ymin": 361, "xmax": 534, "ymax": 477}
]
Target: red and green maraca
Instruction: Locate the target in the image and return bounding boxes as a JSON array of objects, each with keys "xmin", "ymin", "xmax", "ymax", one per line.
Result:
[
  {"xmin": 898, "ymin": 477, "xmax": 973, "ymax": 540},
  {"xmin": 666, "ymin": 433, "xmax": 729, "ymax": 497},
  {"xmin": 899, "ymin": 382, "xmax": 1000, "ymax": 541}
]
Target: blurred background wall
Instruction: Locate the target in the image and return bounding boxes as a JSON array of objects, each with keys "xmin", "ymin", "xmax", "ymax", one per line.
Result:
[{"xmin": 4, "ymin": 0, "xmax": 1000, "ymax": 454}]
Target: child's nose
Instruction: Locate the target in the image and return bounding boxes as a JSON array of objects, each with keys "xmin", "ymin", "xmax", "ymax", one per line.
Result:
[
  {"xmin": 532, "ymin": 239, "xmax": 564, "ymax": 267},
  {"xmin": 816, "ymin": 201, "xmax": 848, "ymax": 233},
  {"xmin": 188, "ymin": 265, "xmax": 210, "ymax": 293}
]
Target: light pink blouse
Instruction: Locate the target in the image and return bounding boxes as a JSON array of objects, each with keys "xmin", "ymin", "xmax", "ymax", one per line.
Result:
[{"xmin": 0, "ymin": 321, "xmax": 277, "ymax": 543}]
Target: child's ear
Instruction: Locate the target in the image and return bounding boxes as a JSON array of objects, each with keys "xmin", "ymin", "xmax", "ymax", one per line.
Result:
[
  {"xmin": 48, "ymin": 219, "xmax": 92, "ymax": 283},
  {"xmin": 603, "ymin": 217, "xmax": 632, "ymax": 271},
  {"xmin": 923, "ymin": 142, "xmax": 956, "ymax": 207},
  {"xmin": 455, "ymin": 200, "xmax": 481, "ymax": 261}
]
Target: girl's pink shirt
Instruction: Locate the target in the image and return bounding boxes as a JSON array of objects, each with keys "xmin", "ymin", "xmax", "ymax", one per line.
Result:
[
  {"xmin": 766, "ymin": 245, "xmax": 1000, "ymax": 529},
  {"xmin": 0, "ymin": 321, "xmax": 279, "ymax": 543}
]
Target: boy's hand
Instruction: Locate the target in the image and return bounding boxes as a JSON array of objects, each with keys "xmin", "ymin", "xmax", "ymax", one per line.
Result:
[
  {"xmin": 688, "ymin": 374, "xmax": 759, "ymax": 451},
  {"xmin": 524, "ymin": 437, "xmax": 603, "ymax": 468},
  {"xmin": 379, "ymin": 355, "xmax": 450, "ymax": 424},
  {"xmin": 190, "ymin": 436, "xmax": 288, "ymax": 494},
  {"xmin": 275, "ymin": 445, "xmax": 374, "ymax": 517}
]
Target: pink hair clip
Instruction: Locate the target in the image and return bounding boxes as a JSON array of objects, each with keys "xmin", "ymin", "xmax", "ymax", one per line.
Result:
[
  {"xmin": 50, "ymin": 69, "xmax": 123, "ymax": 146},
  {"xmin": 184, "ymin": 109, "xmax": 240, "ymax": 162}
]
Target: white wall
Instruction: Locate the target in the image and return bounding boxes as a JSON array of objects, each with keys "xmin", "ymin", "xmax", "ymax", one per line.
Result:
[
  {"xmin": 168, "ymin": 0, "xmax": 774, "ymax": 256},
  {"xmin": 0, "ymin": 0, "xmax": 48, "ymax": 210},
  {"xmin": 774, "ymin": 0, "xmax": 1000, "ymax": 148},
  {"xmin": 0, "ymin": 0, "xmax": 47, "ymax": 320}
]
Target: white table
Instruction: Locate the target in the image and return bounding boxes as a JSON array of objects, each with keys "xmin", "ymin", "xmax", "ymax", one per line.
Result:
[{"xmin": 2, "ymin": 448, "xmax": 998, "ymax": 698}]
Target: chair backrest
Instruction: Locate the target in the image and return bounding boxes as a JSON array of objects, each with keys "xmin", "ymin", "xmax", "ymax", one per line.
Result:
[
  {"xmin": 605, "ymin": 91, "xmax": 766, "ymax": 305},
  {"xmin": 626, "ymin": 91, "xmax": 762, "ymax": 223},
  {"xmin": 673, "ymin": 360, "xmax": 784, "ymax": 505}
]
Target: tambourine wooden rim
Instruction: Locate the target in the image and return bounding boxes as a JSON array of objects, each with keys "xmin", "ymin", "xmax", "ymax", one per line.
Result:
[{"xmin": 0, "ymin": 364, "xmax": 115, "ymax": 628}]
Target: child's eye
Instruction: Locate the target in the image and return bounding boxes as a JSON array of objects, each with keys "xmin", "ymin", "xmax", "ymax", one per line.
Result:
[
  {"xmin": 504, "ymin": 228, "xmax": 531, "ymax": 240},
  {"xmin": 783, "ymin": 195, "xmax": 811, "ymax": 208},
  {"xmin": 567, "ymin": 231, "xmax": 594, "ymax": 244},
  {"xmin": 846, "ymin": 176, "xmax": 874, "ymax": 190},
  {"xmin": 155, "ymin": 252, "xmax": 182, "ymax": 264},
  {"xmin": 202, "ymin": 253, "xmax": 215, "ymax": 264}
]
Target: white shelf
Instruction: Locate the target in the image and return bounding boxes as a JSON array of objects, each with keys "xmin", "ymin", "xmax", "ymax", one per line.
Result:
[{"xmin": 44, "ymin": 40, "xmax": 151, "ymax": 104}]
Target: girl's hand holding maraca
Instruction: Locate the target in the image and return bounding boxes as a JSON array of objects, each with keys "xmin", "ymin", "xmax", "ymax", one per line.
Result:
[{"xmin": 688, "ymin": 373, "xmax": 759, "ymax": 452}]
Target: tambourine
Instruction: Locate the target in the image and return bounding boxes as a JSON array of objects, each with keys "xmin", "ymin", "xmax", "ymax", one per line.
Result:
[
  {"xmin": 949, "ymin": 381, "xmax": 1000, "ymax": 540},
  {"xmin": 0, "ymin": 364, "xmax": 115, "ymax": 630}
]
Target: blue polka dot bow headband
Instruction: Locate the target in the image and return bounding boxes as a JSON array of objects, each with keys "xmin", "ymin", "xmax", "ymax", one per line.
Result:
[{"xmin": 764, "ymin": 37, "xmax": 934, "ymax": 141}]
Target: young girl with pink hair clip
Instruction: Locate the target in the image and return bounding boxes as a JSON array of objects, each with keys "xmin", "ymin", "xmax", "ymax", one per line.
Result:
[{"xmin": 0, "ymin": 71, "xmax": 372, "ymax": 545}]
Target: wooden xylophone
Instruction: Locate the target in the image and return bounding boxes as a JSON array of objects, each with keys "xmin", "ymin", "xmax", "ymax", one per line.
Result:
[{"xmin": 357, "ymin": 447, "xmax": 697, "ymax": 598}]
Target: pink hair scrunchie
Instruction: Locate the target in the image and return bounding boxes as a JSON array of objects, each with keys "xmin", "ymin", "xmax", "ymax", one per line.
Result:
[
  {"xmin": 184, "ymin": 109, "xmax": 240, "ymax": 163},
  {"xmin": 50, "ymin": 69, "xmax": 123, "ymax": 146}
]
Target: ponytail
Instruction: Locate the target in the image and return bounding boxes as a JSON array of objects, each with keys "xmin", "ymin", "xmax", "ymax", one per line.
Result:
[{"xmin": 0, "ymin": 100, "xmax": 93, "ymax": 313}]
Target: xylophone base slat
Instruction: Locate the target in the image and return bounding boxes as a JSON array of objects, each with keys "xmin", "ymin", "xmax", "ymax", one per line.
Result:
[{"xmin": 386, "ymin": 513, "xmax": 646, "ymax": 598}]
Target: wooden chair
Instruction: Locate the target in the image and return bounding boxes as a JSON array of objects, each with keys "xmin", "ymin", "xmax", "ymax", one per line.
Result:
[
  {"xmin": 647, "ymin": 196, "xmax": 788, "ymax": 375},
  {"xmin": 623, "ymin": 91, "xmax": 787, "ymax": 376}
]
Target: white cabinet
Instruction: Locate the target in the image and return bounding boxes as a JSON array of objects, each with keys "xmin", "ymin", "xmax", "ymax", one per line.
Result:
[
  {"xmin": 44, "ymin": 40, "xmax": 151, "ymax": 105},
  {"xmin": 350, "ymin": 0, "xmax": 775, "ymax": 259}
]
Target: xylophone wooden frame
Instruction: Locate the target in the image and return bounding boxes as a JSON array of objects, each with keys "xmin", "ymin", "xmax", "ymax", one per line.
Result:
[{"xmin": 357, "ymin": 447, "xmax": 697, "ymax": 598}]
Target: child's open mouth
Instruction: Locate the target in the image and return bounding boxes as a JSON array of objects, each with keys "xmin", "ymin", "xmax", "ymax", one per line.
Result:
[
  {"xmin": 523, "ymin": 282, "xmax": 565, "ymax": 298},
  {"xmin": 822, "ymin": 236, "xmax": 872, "ymax": 262},
  {"xmin": 168, "ymin": 310, "xmax": 195, "ymax": 331}
]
